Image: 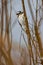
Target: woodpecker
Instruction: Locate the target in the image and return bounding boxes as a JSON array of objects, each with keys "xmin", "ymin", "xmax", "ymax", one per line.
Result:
[
  {"xmin": 16, "ymin": 11, "xmax": 24, "ymax": 16},
  {"xmin": 16, "ymin": 11, "xmax": 26, "ymax": 31}
]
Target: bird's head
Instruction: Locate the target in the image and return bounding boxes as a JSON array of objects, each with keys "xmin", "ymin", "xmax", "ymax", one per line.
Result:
[{"xmin": 16, "ymin": 11, "xmax": 24, "ymax": 17}]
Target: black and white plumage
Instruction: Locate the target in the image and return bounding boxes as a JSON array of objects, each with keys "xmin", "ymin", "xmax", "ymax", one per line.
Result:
[{"xmin": 16, "ymin": 11, "xmax": 26, "ymax": 31}]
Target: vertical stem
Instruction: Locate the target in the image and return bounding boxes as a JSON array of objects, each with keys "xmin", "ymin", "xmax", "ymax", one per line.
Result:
[
  {"xmin": 36, "ymin": 0, "xmax": 38, "ymax": 63},
  {"xmin": 41, "ymin": 0, "xmax": 43, "ymax": 65},
  {"xmin": 22, "ymin": 0, "xmax": 35, "ymax": 65},
  {"xmin": 1, "ymin": 0, "xmax": 4, "ymax": 37},
  {"xmin": 42, "ymin": 0, "xmax": 43, "ymax": 5},
  {"xmin": 10, "ymin": 0, "xmax": 12, "ymax": 45},
  {"xmin": 5, "ymin": 0, "xmax": 10, "ymax": 55}
]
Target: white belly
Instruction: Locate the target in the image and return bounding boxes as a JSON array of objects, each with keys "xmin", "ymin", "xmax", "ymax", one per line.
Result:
[{"xmin": 18, "ymin": 14, "xmax": 26, "ymax": 31}]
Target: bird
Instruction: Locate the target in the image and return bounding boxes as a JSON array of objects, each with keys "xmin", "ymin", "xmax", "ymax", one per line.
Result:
[
  {"xmin": 16, "ymin": 11, "xmax": 26, "ymax": 31},
  {"xmin": 16, "ymin": 11, "xmax": 24, "ymax": 16}
]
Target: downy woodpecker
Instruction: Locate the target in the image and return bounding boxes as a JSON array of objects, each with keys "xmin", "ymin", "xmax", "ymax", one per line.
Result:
[{"xmin": 16, "ymin": 11, "xmax": 26, "ymax": 31}]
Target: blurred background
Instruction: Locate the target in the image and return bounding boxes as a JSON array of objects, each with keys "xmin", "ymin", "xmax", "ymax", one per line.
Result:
[{"xmin": 0, "ymin": 0, "xmax": 43, "ymax": 65}]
